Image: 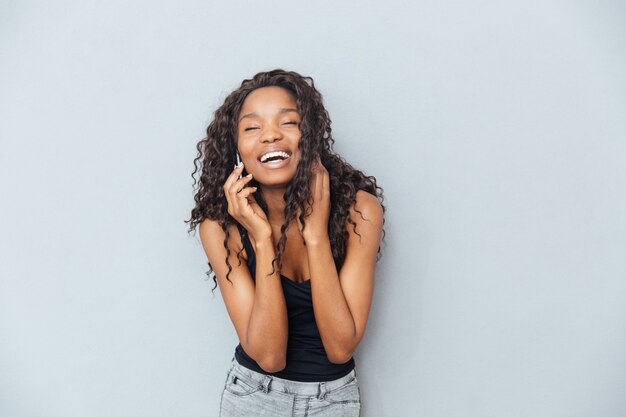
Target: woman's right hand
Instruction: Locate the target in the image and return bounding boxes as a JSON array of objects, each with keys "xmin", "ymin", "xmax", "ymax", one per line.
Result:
[{"xmin": 223, "ymin": 163, "xmax": 272, "ymax": 243}]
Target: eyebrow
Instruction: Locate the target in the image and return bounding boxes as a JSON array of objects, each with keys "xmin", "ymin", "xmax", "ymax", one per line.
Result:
[{"xmin": 239, "ymin": 108, "xmax": 299, "ymax": 122}]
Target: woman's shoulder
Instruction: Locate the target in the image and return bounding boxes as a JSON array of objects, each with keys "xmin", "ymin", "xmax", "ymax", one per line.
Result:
[
  {"xmin": 350, "ymin": 190, "xmax": 384, "ymax": 226},
  {"xmin": 198, "ymin": 219, "xmax": 248, "ymax": 261}
]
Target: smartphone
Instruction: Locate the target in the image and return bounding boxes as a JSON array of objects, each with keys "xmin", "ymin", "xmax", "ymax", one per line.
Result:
[{"xmin": 235, "ymin": 152, "xmax": 243, "ymax": 179}]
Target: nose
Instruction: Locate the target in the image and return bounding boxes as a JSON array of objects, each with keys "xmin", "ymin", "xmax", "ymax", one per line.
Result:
[{"xmin": 261, "ymin": 124, "xmax": 282, "ymax": 143}]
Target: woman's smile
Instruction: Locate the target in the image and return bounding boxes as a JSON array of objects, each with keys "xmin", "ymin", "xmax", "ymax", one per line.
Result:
[{"xmin": 256, "ymin": 147, "xmax": 293, "ymax": 171}]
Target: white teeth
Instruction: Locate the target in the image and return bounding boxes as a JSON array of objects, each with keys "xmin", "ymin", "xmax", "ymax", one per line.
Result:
[{"xmin": 260, "ymin": 151, "xmax": 290, "ymax": 163}]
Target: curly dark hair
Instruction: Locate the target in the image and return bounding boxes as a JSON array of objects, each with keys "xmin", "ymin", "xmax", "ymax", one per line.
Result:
[{"xmin": 185, "ymin": 69, "xmax": 386, "ymax": 290}]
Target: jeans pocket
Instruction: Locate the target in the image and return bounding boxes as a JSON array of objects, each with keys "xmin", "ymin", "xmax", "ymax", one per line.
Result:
[
  {"xmin": 323, "ymin": 377, "xmax": 361, "ymax": 404},
  {"xmin": 224, "ymin": 373, "xmax": 261, "ymax": 397}
]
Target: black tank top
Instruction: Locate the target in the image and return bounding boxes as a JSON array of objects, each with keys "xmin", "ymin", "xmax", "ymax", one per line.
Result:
[{"xmin": 233, "ymin": 224, "xmax": 355, "ymax": 382}]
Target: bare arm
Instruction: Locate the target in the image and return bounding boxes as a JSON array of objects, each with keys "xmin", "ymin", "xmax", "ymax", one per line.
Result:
[
  {"xmin": 244, "ymin": 234, "xmax": 288, "ymax": 371},
  {"xmin": 199, "ymin": 164, "xmax": 288, "ymax": 372},
  {"xmin": 199, "ymin": 221, "xmax": 288, "ymax": 372},
  {"xmin": 305, "ymin": 190, "xmax": 383, "ymax": 363}
]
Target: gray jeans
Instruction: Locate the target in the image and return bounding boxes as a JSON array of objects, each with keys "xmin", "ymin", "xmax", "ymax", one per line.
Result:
[{"xmin": 219, "ymin": 357, "xmax": 361, "ymax": 416}]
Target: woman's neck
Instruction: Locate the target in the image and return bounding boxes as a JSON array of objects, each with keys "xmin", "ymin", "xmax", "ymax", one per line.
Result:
[{"xmin": 259, "ymin": 185, "xmax": 287, "ymax": 225}]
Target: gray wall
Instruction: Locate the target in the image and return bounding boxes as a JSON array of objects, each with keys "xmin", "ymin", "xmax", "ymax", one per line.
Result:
[{"xmin": 1, "ymin": 1, "xmax": 625, "ymax": 416}]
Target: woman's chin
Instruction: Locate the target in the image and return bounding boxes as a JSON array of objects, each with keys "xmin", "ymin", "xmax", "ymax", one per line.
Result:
[
  {"xmin": 254, "ymin": 172, "xmax": 296, "ymax": 189},
  {"xmin": 257, "ymin": 179, "xmax": 294, "ymax": 190}
]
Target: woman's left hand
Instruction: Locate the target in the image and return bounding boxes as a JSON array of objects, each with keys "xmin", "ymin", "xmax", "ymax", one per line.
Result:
[{"xmin": 297, "ymin": 156, "xmax": 330, "ymax": 243}]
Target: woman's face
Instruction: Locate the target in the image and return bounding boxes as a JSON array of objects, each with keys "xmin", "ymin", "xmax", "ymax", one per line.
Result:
[{"xmin": 236, "ymin": 86, "xmax": 302, "ymax": 189}]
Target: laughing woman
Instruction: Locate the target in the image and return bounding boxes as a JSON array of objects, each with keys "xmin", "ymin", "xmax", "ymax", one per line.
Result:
[{"xmin": 186, "ymin": 69, "xmax": 385, "ymax": 417}]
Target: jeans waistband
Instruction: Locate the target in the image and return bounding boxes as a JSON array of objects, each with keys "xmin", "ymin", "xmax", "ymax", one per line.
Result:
[{"xmin": 227, "ymin": 357, "xmax": 357, "ymax": 398}]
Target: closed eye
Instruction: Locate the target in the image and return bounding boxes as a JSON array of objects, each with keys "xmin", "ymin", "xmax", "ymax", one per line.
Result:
[
  {"xmin": 244, "ymin": 127, "xmax": 259, "ymax": 131},
  {"xmin": 283, "ymin": 121, "xmax": 298, "ymax": 126}
]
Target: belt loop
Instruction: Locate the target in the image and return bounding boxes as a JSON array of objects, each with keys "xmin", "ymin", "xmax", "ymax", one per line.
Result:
[
  {"xmin": 318, "ymin": 381, "xmax": 327, "ymax": 400},
  {"xmin": 261, "ymin": 375, "xmax": 272, "ymax": 393}
]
